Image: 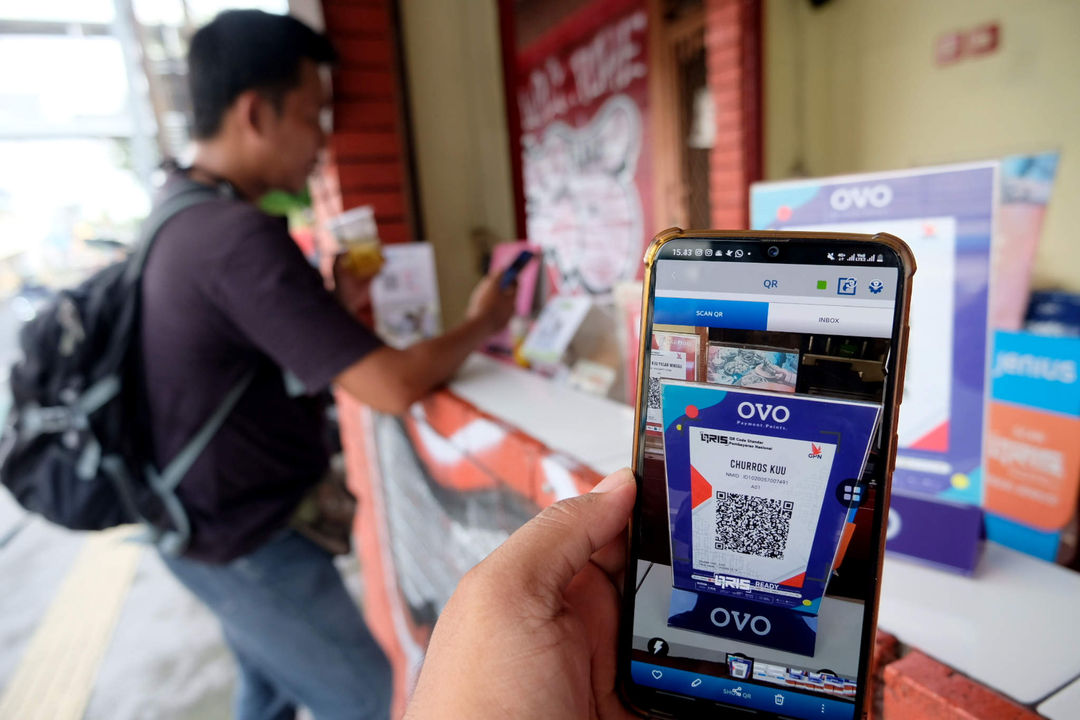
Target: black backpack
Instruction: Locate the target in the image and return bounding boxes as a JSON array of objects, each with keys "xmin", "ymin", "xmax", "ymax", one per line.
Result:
[{"xmin": 0, "ymin": 181, "xmax": 251, "ymax": 554}]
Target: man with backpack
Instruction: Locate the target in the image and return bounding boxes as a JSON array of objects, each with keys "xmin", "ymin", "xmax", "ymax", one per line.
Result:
[{"xmin": 137, "ymin": 10, "xmax": 513, "ymax": 720}]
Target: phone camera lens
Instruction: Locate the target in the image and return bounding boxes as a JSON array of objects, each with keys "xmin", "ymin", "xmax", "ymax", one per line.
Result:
[{"xmin": 767, "ymin": 245, "xmax": 780, "ymax": 258}]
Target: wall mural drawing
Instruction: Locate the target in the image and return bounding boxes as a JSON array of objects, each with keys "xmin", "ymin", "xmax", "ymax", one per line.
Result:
[{"xmin": 517, "ymin": 0, "xmax": 652, "ymax": 297}]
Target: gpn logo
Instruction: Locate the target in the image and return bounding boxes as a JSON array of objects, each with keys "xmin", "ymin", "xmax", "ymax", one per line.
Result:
[{"xmin": 808, "ymin": 443, "xmax": 823, "ymax": 459}]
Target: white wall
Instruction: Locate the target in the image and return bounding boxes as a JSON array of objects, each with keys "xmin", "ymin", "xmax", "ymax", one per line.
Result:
[
  {"xmin": 765, "ymin": 0, "xmax": 1080, "ymax": 291},
  {"xmin": 399, "ymin": 0, "xmax": 518, "ymax": 325}
]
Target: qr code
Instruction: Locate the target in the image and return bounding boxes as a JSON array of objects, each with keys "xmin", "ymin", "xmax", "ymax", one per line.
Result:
[
  {"xmin": 714, "ymin": 491, "xmax": 793, "ymax": 559},
  {"xmin": 647, "ymin": 377, "xmax": 662, "ymax": 410}
]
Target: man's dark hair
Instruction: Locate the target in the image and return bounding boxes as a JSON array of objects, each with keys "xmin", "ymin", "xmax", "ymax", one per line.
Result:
[{"xmin": 188, "ymin": 10, "xmax": 337, "ymax": 139}]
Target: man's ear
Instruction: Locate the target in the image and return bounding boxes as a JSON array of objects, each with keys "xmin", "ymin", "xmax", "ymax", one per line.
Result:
[{"xmin": 233, "ymin": 89, "xmax": 268, "ymax": 137}]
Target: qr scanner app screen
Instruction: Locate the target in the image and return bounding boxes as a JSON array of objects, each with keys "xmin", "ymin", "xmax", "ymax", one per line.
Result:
[{"xmin": 631, "ymin": 244, "xmax": 899, "ymax": 719}]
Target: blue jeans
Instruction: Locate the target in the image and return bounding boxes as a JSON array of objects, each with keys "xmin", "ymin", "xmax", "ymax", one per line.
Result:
[{"xmin": 161, "ymin": 529, "xmax": 392, "ymax": 720}]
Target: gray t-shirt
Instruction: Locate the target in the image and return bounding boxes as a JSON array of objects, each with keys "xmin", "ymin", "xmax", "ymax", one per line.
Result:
[{"xmin": 140, "ymin": 174, "xmax": 380, "ymax": 562}]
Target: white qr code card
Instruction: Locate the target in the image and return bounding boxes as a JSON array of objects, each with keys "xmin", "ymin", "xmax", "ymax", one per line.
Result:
[{"xmin": 689, "ymin": 428, "xmax": 836, "ymax": 589}]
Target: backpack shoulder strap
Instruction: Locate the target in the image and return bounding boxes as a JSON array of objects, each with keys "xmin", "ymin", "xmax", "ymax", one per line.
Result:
[
  {"xmin": 124, "ymin": 179, "xmax": 231, "ymax": 554},
  {"xmin": 150, "ymin": 371, "xmax": 254, "ymax": 496},
  {"xmin": 124, "ymin": 181, "xmax": 223, "ymax": 284},
  {"xmin": 148, "ymin": 370, "xmax": 254, "ymax": 556}
]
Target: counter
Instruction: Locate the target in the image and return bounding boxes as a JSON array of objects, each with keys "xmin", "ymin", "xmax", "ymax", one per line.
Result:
[{"xmin": 339, "ymin": 353, "xmax": 1079, "ymax": 718}]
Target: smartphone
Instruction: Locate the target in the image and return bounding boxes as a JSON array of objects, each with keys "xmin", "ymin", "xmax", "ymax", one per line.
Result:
[
  {"xmin": 499, "ymin": 250, "xmax": 535, "ymax": 290},
  {"xmin": 618, "ymin": 229, "xmax": 914, "ymax": 720}
]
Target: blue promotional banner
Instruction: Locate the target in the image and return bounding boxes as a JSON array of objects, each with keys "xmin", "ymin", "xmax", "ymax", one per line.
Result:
[
  {"xmin": 883, "ymin": 493, "xmax": 983, "ymax": 573},
  {"xmin": 984, "ymin": 331, "xmax": 1080, "ymax": 560},
  {"xmin": 661, "ymin": 384, "xmax": 880, "ymax": 612},
  {"xmin": 989, "ymin": 331, "xmax": 1080, "ymax": 416},
  {"xmin": 667, "ymin": 588, "xmax": 820, "ymax": 655},
  {"xmin": 751, "ymin": 164, "xmax": 995, "ymax": 506}
]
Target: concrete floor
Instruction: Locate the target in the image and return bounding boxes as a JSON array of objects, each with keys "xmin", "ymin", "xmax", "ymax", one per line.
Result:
[
  {"xmin": 0, "ymin": 489, "xmax": 363, "ymax": 719},
  {"xmin": 2, "ymin": 487, "xmax": 369, "ymax": 716},
  {"xmin": 0, "ymin": 490, "xmax": 234, "ymax": 719}
]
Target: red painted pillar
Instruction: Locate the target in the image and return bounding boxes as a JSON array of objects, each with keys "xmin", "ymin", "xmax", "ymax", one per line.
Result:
[
  {"xmin": 704, "ymin": 0, "xmax": 762, "ymax": 229},
  {"xmin": 313, "ymin": 0, "xmax": 417, "ymax": 282}
]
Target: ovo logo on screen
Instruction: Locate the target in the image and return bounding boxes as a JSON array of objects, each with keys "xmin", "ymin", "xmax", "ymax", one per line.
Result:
[
  {"xmin": 710, "ymin": 607, "xmax": 772, "ymax": 636},
  {"xmin": 737, "ymin": 402, "xmax": 790, "ymax": 424},
  {"xmin": 829, "ymin": 184, "xmax": 893, "ymax": 211}
]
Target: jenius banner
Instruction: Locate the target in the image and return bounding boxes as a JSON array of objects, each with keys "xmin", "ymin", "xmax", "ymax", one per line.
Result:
[
  {"xmin": 984, "ymin": 331, "xmax": 1080, "ymax": 560},
  {"xmin": 661, "ymin": 384, "xmax": 880, "ymax": 611}
]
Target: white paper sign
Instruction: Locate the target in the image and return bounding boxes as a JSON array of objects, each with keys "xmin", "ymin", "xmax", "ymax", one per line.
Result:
[
  {"xmin": 371, "ymin": 242, "xmax": 442, "ymax": 348},
  {"xmin": 646, "ymin": 349, "xmax": 686, "ymax": 429},
  {"xmin": 521, "ymin": 295, "xmax": 593, "ymax": 365},
  {"xmin": 688, "ymin": 427, "xmax": 837, "ymax": 592}
]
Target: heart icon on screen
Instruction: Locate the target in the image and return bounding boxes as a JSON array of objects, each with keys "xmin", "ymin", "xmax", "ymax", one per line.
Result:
[{"xmin": 651, "ymin": 670, "xmax": 663, "ymax": 680}]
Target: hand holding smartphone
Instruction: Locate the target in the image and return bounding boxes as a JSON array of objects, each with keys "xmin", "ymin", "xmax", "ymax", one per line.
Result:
[
  {"xmin": 618, "ymin": 229, "xmax": 914, "ymax": 720},
  {"xmin": 499, "ymin": 249, "xmax": 535, "ymax": 290}
]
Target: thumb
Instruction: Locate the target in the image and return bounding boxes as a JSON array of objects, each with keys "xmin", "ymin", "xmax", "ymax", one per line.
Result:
[{"xmin": 485, "ymin": 468, "xmax": 636, "ymax": 597}]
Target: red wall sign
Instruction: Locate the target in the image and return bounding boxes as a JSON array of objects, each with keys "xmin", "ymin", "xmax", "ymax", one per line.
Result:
[
  {"xmin": 935, "ymin": 22, "xmax": 1001, "ymax": 66},
  {"xmin": 517, "ymin": 0, "xmax": 653, "ymax": 297}
]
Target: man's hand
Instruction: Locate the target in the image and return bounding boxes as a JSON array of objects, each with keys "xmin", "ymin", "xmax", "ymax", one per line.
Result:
[
  {"xmin": 405, "ymin": 468, "xmax": 639, "ymax": 720},
  {"xmin": 465, "ymin": 272, "xmax": 516, "ymax": 336},
  {"xmin": 334, "ymin": 267, "xmax": 518, "ymax": 414}
]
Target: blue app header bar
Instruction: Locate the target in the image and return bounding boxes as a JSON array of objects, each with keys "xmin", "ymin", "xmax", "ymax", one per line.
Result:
[{"xmin": 653, "ymin": 296, "xmax": 894, "ymax": 338}]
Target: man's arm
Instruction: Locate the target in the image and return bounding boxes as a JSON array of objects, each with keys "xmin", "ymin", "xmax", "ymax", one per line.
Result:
[{"xmin": 334, "ymin": 273, "xmax": 514, "ymax": 414}]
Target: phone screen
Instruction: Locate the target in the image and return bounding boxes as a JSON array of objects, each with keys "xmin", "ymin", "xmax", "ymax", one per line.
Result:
[{"xmin": 620, "ymin": 234, "xmax": 908, "ymax": 720}]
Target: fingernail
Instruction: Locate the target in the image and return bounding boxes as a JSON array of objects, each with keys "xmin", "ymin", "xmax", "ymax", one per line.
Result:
[{"xmin": 591, "ymin": 468, "xmax": 633, "ymax": 493}]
